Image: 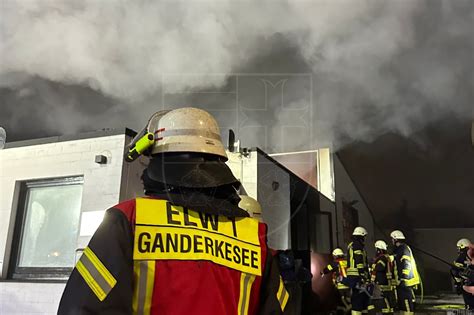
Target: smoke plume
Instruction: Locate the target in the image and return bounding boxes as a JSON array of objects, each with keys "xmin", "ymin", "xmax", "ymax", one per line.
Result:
[{"xmin": 0, "ymin": 0, "xmax": 473, "ymax": 150}]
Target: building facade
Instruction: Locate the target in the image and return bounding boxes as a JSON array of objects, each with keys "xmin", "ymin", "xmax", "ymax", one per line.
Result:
[{"xmin": 0, "ymin": 131, "xmax": 374, "ymax": 314}]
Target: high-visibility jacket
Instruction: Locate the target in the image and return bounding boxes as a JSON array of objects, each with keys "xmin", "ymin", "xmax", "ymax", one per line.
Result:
[
  {"xmin": 346, "ymin": 239, "xmax": 369, "ymax": 283},
  {"xmin": 393, "ymin": 243, "xmax": 420, "ymax": 287},
  {"xmin": 58, "ymin": 197, "xmax": 288, "ymax": 315},
  {"xmin": 371, "ymin": 253, "xmax": 394, "ymax": 291},
  {"xmin": 322, "ymin": 258, "xmax": 349, "ymax": 290}
]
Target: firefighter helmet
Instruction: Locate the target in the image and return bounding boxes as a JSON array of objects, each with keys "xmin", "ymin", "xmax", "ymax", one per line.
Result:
[
  {"xmin": 352, "ymin": 226, "xmax": 368, "ymax": 237},
  {"xmin": 375, "ymin": 240, "xmax": 388, "ymax": 251},
  {"xmin": 148, "ymin": 107, "xmax": 227, "ymax": 159},
  {"xmin": 457, "ymin": 238, "xmax": 471, "ymax": 249},
  {"xmin": 390, "ymin": 230, "xmax": 406, "ymax": 240},
  {"xmin": 125, "ymin": 107, "xmax": 227, "ymax": 162},
  {"xmin": 332, "ymin": 248, "xmax": 344, "ymax": 257},
  {"xmin": 238, "ymin": 195, "xmax": 262, "ymax": 221}
]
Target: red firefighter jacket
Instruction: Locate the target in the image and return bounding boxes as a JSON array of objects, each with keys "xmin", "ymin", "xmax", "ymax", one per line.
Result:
[
  {"xmin": 370, "ymin": 253, "xmax": 394, "ymax": 291},
  {"xmin": 58, "ymin": 197, "xmax": 288, "ymax": 315}
]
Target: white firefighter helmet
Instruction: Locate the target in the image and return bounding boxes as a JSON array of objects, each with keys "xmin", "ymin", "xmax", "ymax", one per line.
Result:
[
  {"xmin": 238, "ymin": 195, "xmax": 262, "ymax": 221},
  {"xmin": 375, "ymin": 240, "xmax": 388, "ymax": 251},
  {"xmin": 457, "ymin": 238, "xmax": 471, "ymax": 249},
  {"xmin": 390, "ymin": 230, "xmax": 406, "ymax": 240},
  {"xmin": 352, "ymin": 226, "xmax": 368, "ymax": 237},
  {"xmin": 332, "ymin": 248, "xmax": 344, "ymax": 257},
  {"xmin": 147, "ymin": 107, "xmax": 227, "ymax": 159}
]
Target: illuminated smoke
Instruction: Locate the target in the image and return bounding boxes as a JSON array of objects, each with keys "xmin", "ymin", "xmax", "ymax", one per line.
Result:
[{"xmin": 0, "ymin": 0, "xmax": 472, "ymax": 149}]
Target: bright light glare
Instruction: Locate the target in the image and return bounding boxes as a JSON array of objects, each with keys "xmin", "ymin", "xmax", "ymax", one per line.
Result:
[{"xmin": 80, "ymin": 211, "xmax": 105, "ymax": 236}]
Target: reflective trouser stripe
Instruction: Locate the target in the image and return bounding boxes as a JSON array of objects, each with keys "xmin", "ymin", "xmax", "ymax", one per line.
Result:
[
  {"xmin": 133, "ymin": 261, "xmax": 156, "ymax": 315},
  {"xmin": 238, "ymin": 272, "xmax": 256, "ymax": 315},
  {"xmin": 382, "ymin": 298, "xmax": 392, "ymax": 313},
  {"xmin": 352, "ymin": 311, "xmax": 363, "ymax": 315},
  {"xmin": 276, "ymin": 277, "xmax": 289, "ymax": 311},
  {"xmin": 339, "ymin": 294, "xmax": 351, "ymax": 311},
  {"xmin": 76, "ymin": 247, "xmax": 117, "ymax": 301},
  {"xmin": 404, "ymin": 300, "xmax": 410, "ymax": 312}
]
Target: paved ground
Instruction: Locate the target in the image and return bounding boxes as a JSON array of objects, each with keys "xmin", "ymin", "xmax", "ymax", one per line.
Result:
[{"xmin": 415, "ymin": 294, "xmax": 470, "ymax": 314}]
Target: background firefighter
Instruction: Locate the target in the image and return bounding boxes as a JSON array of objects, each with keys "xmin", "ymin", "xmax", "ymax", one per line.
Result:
[
  {"xmin": 58, "ymin": 107, "xmax": 289, "ymax": 315},
  {"xmin": 390, "ymin": 230, "xmax": 420, "ymax": 315},
  {"xmin": 368, "ymin": 240, "xmax": 396, "ymax": 315},
  {"xmin": 461, "ymin": 243, "xmax": 474, "ymax": 305},
  {"xmin": 344, "ymin": 227, "xmax": 371, "ymax": 315},
  {"xmin": 321, "ymin": 248, "xmax": 351, "ymax": 314},
  {"xmin": 451, "ymin": 238, "xmax": 474, "ymax": 310}
]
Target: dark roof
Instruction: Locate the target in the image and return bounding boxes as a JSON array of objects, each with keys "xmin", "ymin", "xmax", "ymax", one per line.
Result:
[{"xmin": 4, "ymin": 128, "xmax": 137, "ymax": 149}]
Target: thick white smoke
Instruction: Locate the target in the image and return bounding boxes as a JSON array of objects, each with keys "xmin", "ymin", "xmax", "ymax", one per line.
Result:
[{"xmin": 1, "ymin": 0, "xmax": 473, "ymax": 148}]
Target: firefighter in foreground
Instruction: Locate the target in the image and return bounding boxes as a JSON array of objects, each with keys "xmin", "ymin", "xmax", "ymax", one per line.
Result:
[
  {"xmin": 58, "ymin": 107, "xmax": 288, "ymax": 314},
  {"xmin": 368, "ymin": 240, "xmax": 396, "ymax": 315},
  {"xmin": 345, "ymin": 227, "xmax": 371, "ymax": 315},
  {"xmin": 321, "ymin": 248, "xmax": 351, "ymax": 314},
  {"xmin": 452, "ymin": 238, "xmax": 474, "ymax": 310},
  {"xmin": 390, "ymin": 230, "xmax": 419, "ymax": 315}
]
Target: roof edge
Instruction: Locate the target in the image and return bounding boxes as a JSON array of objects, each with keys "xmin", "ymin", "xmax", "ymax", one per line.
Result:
[{"xmin": 4, "ymin": 128, "xmax": 137, "ymax": 149}]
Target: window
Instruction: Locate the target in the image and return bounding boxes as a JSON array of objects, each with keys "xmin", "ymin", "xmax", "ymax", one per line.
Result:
[
  {"xmin": 342, "ymin": 200, "xmax": 359, "ymax": 244},
  {"xmin": 9, "ymin": 176, "xmax": 83, "ymax": 280}
]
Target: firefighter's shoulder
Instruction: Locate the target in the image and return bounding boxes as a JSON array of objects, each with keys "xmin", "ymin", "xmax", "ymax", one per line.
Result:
[
  {"xmin": 351, "ymin": 241, "xmax": 364, "ymax": 250},
  {"xmin": 107, "ymin": 198, "xmax": 137, "ymax": 223}
]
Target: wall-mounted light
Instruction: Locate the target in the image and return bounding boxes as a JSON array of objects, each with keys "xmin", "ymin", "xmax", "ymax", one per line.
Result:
[{"xmin": 95, "ymin": 155, "xmax": 107, "ymax": 164}]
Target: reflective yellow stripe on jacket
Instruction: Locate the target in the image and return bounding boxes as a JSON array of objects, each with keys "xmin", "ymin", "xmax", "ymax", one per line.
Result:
[
  {"xmin": 133, "ymin": 260, "xmax": 155, "ymax": 315},
  {"xmin": 276, "ymin": 276, "xmax": 289, "ymax": 312},
  {"xmin": 76, "ymin": 247, "xmax": 117, "ymax": 301},
  {"xmin": 238, "ymin": 273, "xmax": 256, "ymax": 315},
  {"xmin": 347, "ymin": 242, "xmax": 367, "ymax": 278}
]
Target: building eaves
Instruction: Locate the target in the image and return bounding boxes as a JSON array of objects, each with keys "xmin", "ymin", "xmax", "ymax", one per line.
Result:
[{"xmin": 4, "ymin": 128, "xmax": 137, "ymax": 149}]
